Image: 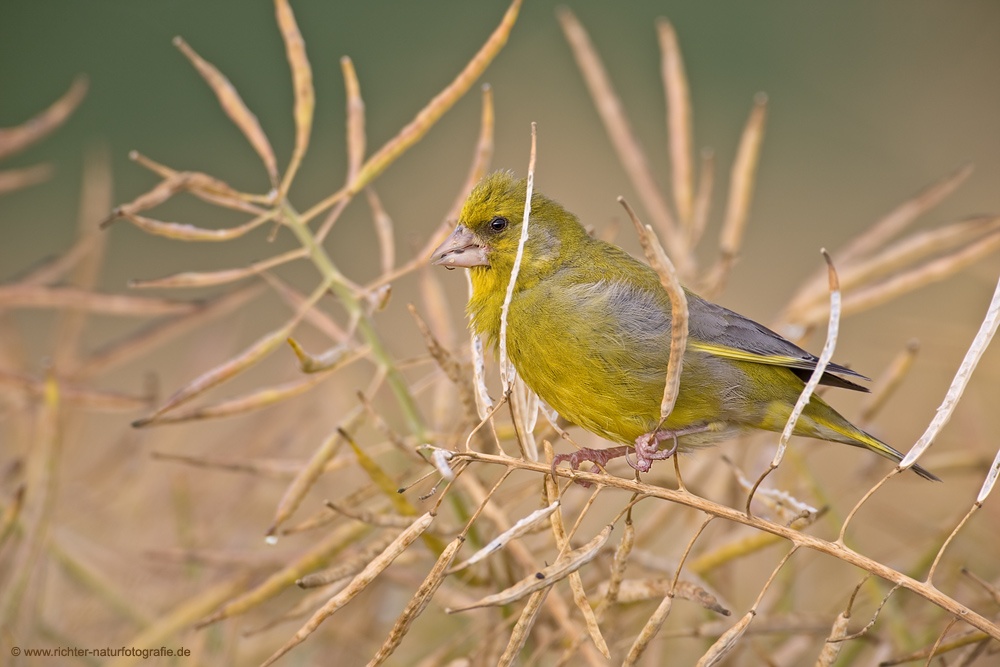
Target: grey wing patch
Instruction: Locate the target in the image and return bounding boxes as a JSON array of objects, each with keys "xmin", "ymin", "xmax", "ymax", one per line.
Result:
[
  {"xmin": 560, "ymin": 278, "xmax": 670, "ymax": 366},
  {"xmin": 686, "ymin": 291, "xmax": 870, "ymax": 387}
]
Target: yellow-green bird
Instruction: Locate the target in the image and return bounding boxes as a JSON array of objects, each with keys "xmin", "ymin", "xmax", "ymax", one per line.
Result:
[{"xmin": 432, "ymin": 171, "xmax": 937, "ymax": 481}]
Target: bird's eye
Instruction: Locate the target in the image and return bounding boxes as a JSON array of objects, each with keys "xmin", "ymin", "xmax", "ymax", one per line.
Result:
[{"xmin": 489, "ymin": 216, "xmax": 508, "ymax": 232}]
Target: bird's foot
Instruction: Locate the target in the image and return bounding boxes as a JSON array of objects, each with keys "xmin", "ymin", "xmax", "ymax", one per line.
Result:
[
  {"xmin": 551, "ymin": 425, "xmax": 709, "ymax": 485},
  {"xmin": 551, "ymin": 446, "xmax": 631, "ymax": 487},
  {"xmin": 628, "ymin": 430, "xmax": 680, "ymax": 473},
  {"xmin": 629, "ymin": 423, "xmax": 712, "ymax": 472}
]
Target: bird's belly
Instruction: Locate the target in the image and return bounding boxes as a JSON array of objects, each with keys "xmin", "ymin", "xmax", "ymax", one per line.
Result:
[{"xmin": 510, "ymin": 338, "xmax": 736, "ymax": 448}]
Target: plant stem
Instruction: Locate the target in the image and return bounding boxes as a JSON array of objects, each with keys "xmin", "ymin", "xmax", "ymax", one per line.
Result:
[{"xmin": 282, "ymin": 203, "xmax": 427, "ymax": 443}]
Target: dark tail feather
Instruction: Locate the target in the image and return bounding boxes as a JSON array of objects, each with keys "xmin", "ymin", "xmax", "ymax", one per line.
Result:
[{"xmin": 857, "ymin": 430, "xmax": 941, "ymax": 482}]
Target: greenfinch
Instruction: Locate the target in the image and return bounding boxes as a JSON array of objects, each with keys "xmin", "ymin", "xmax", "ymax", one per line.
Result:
[{"xmin": 432, "ymin": 171, "xmax": 937, "ymax": 481}]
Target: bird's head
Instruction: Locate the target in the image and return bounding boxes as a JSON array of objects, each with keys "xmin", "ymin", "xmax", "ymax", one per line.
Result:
[{"xmin": 431, "ymin": 171, "xmax": 587, "ymax": 276}]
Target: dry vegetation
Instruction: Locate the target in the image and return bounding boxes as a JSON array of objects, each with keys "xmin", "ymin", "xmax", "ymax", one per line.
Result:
[{"xmin": 2, "ymin": 1, "xmax": 999, "ymax": 665}]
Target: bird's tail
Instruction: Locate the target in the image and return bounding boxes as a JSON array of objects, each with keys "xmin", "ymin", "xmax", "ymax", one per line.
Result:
[
  {"xmin": 846, "ymin": 428, "xmax": 940, "ymax": 482},
  {"xmin": 805, "ymin": 400, "xmax": 940, "ymax": 482}
]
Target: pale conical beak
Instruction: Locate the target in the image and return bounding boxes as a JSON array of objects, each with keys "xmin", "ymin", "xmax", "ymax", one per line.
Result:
[{"xmin": 430, "ymin": 225, "xmax": 489, "ymax": 269}]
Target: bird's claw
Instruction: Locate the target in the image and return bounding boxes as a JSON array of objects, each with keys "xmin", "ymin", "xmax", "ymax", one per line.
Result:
[{"xmin": 628, "ymin": 431, "xmax": 680, "ymax": 472}]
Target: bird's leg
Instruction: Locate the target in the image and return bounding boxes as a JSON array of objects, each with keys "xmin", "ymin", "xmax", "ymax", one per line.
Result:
[
  {"xmin": 551, "ymin": 423, "xmax": 712, "ymax": 483},
  {"xmin": 629, "ymin": 424, "xmax": 711, "ymax": 473},
  {"xmin": 551, "ymin": 446, "xmax": 632, "ymax": 485}
]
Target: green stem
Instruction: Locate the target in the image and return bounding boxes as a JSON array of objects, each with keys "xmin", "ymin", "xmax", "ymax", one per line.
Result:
[{"xmin": 282, "ymin": 203, "xmax": 427, "ymax": 443}]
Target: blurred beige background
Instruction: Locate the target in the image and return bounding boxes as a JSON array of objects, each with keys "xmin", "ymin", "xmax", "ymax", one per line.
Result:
[{"xmin": 1, "ymin": 1, "xmax": 999, "ymax": 662}]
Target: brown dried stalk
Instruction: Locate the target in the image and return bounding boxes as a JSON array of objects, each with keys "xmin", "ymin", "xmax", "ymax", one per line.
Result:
[
  {"xmin": 197, "ymin": 520, "xmax": 373, "ymax": 628},
  {"xmin": 623, "ymin": 516, "xmax": 714, "ymax": 666},
  {"xmin": 106, "ymin": 575, "xmax": 252, "ymax": 667},
  {"xmin": 657, "ymin": 18, "xmax": 694, "ymax": 228},
  {"xmin": 448, "ymin": 525, "xmax": 613, "ymax": 612},
  {"xmin": 366, "ymin": 536, "xmax": 464, "ymax": 667},
  {"xmin": 747, "ymin": 250, "xmax": 841, "ymax": 513},
  {"xmin": 620, "ymin": 197, "xmax": 689, "ymax": 429},
  {"xmin": 0, "ymin": 75, "xmax": 88, "ymax": 161},
  {"xmin": 74, "ymin": 283, "xmax": 264, "ymax": 378},
  {"xmin": 301, "ymin": 0, "xmax": 520, "ymax": 224},
  {"xmin": 0, "ymin": 164, "xmax": 53, "ymax": 195},
  {"xmin": 451, "ymin": 450, "xmax": 1000, "ymax": 642},
  {"xmin": 0, "ymin": 285, "xmax": 198, "ymax": 315},
  {"xmin": 274, "ymin": 0, "xmax": 313, "ymax": 200},
  {"xmin": 133, "ymin": 278, "xmax": 330, "ymax": 426},
  {"xmin": 703, "ymin": 93, "xmax": 768, "ymax": 297},
  {"xmin": 367, "ymin": 83, "xmax": 495, "ymax": 292},
  {"xmin": 260, "ymin": 512, "xmax": 436, "ymax": 667},
  {"xmin": 173, "ymin": 36, "xmax": 278, "ymax": 188},
  {"xmin": 557, "ymin": 7, "xmax": 685, "ymax": 273}
]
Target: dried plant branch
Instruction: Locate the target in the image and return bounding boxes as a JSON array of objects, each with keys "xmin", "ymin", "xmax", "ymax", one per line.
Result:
[
  {"xmin": 341, "ymin": 56, "xmax": 366, "ymax": 184},
  {"xmin": 0, "ymin": 486, "xmax": 25, "ymax": 551},
  {"xmin": 543, "ymin": 477, "xmax": 609, "ymax": 658},
  {"xmin": 0, "ymin": 75, "xmax": 88, "ymax": 161},
  {"xmin": 450, "ymin": 450, "xmax": 1000, "ymax": 641},
  {"xmin": 0, "ymin": 285, "xmax": 198, "ymax": 315},
  {"xmin": 557, "ymin": 7, "xmax": 687, "ymax": 275},
  {"xmin": 103, "ymin": 168, "xmax": 266, "ymax": 227},
  {"xmin": 134, "ymin": 277, "xmax": 330, "ymax": 426},
  {"xmin": 0, "ymin": 372, "xmax": 60, "ymax": 625},
  {"xmin": 296, "ymin": 532, "xmax": 401, "ymax": 589},
  {"xmin": 793, "ymin": 216, "xmax": 1000, "ymax": 317},
  {"xmin": 267, "ymin": 411, "xmax": 365, "ymax": 536},
  {"xmin": 300, "ymin": 0, "xmax": 520, "ymax": 225},
  {"xmin": 197, "ymin": 520, "xmax": 373, "ymax": 628},
  {"xmin": 0, "ymin": 164, "xmax": 53, "ymax": 194},
  {"xmin": 857, "ymin": 338, "xmax": 919, "ymax": 426},
  {"xmin": 499, "ymin": 587, "xmax": 549, "ymax": 667},
  {"xmin": 703, "ymin": 93, "xmax": 768, "ymax": 296},
  {"xmin": 624, "ymin": 515, "xmax": 713, "ymax": 666},
  {"xmin": 620, "ymin": 197, "xmax": 689, "ymax": 429},
  {"xmin": 499, "ymin": 122, "xmax": 537, "ymax": 394},
  {"xmin": 451, "ymin": 501, "xmax": 560, "ymax": 572},
  {"xmin": 814, "ymin": 575, "xmax": 868, "ymax": 666},
  {"xmin": 74, "ymin": 283, "xmax": 264, "ymax": 377},
  {"xmin": 366, "ymin": 83, "xmax": 495, "ymax": 292},
  {"xmin": 0, "ymin": 371, "xmax": 151, "ymax": 412},
  {"xmin": 690, "ymin": 148, "xmax": 715, "ymax": 249},
  {"xmin": 448, "ymin": 524, "xmax": 613, "ymax": 612},
  {"xmin": 128, "ymin": 250, "xmax": 306, "ymax": 289},
  {"xmin": 119, "ymin": 210, "xmax": 276, "ymax": 241},
  {"xmin": 366, "ymin": 535, "xmax": 464, "ymax": 667},
  {"xmin": 657, "ymin": 18, "xmax": 694, "ymax": 229},
  {"xmin": 840, "ymin": 163, "xmax": 974, "ymax": 267},
  {"xmin": 173, "ymin": 36, "xmax": 278, "ymax": 188},
  {"xmin": 105, "ymin": 574, "xmax": 252, "ymax": 667},
  {"xmin": 274, "ymin": 0, "xmax": 314, "ymax": 201},
  {"xmin": 694, "ymin": 546, "xmax": 798, "ymax": 666},
  {"xmin": 52, "ymin": 145, "xmax": 112, "ymax": 372},
  {"xmin": 281, "ymin": 203, "xmax": 426, "ymax": 441},
  {"xmin": 878, "ymin": 626, "xmax": 995, "ymax": 666},
  {"xmin": 366, "ymin": 187, "xmax": 395, "ymax": 275},
  {"xmin": 789, "ymin": 229, "xmax": 1000, "ymax": 329},
  {"xmin": 901, "ymin": 271, "xmax": 1000, "ymax": 472},
  {"xmin": 747, "ymin": 250, "xmax": 840, "ymax": 513},
  {"xmin": 260, "ymin": 512, "xmax": 436, "ymax": 667}
]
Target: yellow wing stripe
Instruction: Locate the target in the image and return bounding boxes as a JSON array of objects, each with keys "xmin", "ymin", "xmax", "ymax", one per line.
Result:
[{"xmin": 689, "ymin": 341, "xmax": 809, "ymax": 368}]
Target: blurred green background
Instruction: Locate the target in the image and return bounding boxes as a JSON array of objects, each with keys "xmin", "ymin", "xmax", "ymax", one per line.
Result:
[
  {"xmin": 3, "ymin": 0, "xmax": 999, "ymax": 450},
  {"xmin": 3, "ymin": 2, "xmax": 1000, "ymax": 662}
]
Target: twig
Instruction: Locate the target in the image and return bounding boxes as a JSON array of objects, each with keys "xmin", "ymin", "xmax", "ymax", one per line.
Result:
[
  {"xmin": 499, "ymin": 122, "xmax": 537, "ymax": 393},
  {"xmin": 747, "ymin": 250, "xmax": 840, "ymax": 515}
]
